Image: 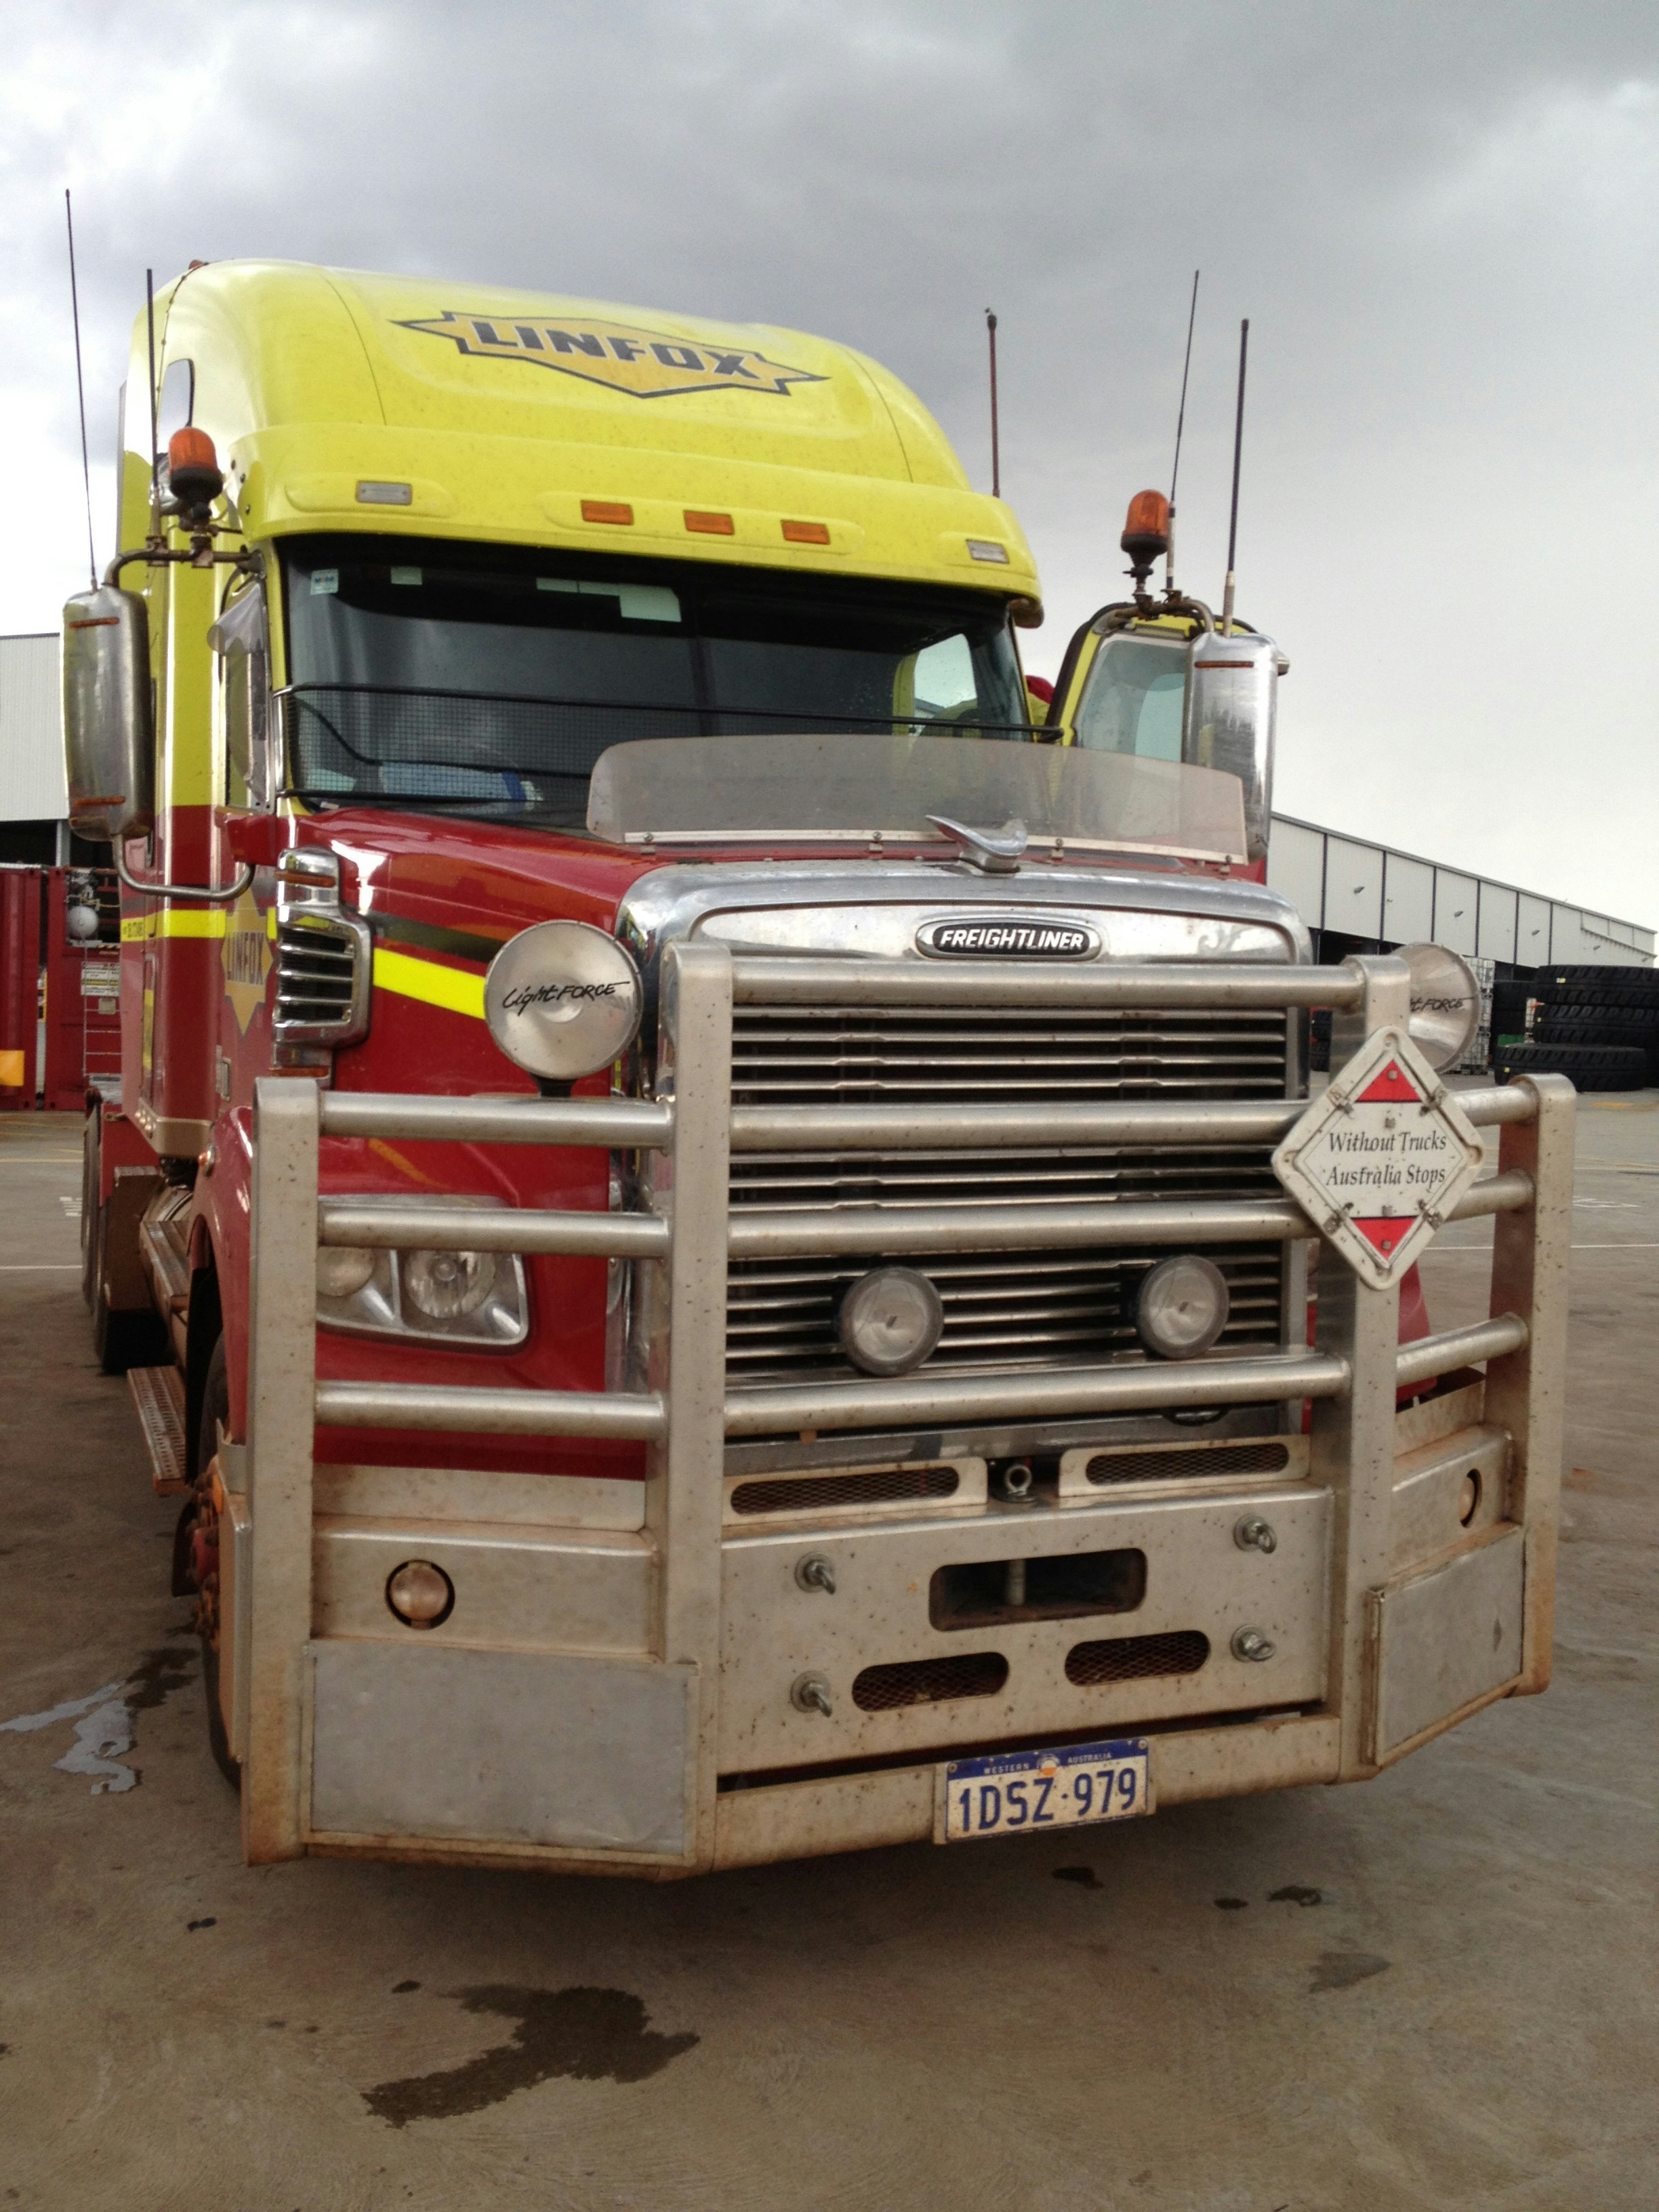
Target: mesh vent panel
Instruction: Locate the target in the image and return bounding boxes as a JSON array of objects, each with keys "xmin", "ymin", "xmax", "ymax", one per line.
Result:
[
  {"xmin": 1065, "ymin": 1631, "xmax": 1210, "ymax": 1685},
  {"xmin": 851, "ymin": 1651, "xmax": 1008, "ymax": 1711},
  {"xmin": 1085, "ymin": 1442, "xmax": 1290, "ymax": 1485},
  {"xmin": 731, "ymin": 1465, "xmax": 960, "ymax": 1516}
]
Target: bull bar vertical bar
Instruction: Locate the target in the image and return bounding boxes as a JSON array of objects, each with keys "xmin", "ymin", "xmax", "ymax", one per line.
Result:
[
  {"xmin": 243, "ymin": 1077, "xmax": 321, "ymax": 1862},
  {"xmin": 1307, "ymin": 955, "xmax": 1412, "ymax": 1780},
  {"xmin": 1486, "ymin": 1072, "xmax": 1575, "ymax": 1694},
  {"xmin": 644, "ymin": 941, "xmax": 734, "ymax": 1867}
]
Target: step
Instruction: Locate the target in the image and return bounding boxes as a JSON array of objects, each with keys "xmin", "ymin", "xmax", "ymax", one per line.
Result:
[{"xmin": 126, "ymin": 1364, "xmax": 188, "ymax": 1496}]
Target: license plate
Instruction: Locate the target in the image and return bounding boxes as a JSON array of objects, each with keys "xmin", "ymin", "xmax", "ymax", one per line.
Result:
[{"xmin": 936, "ymin": 1737, "xmax": 1153, "ymax": 1842}]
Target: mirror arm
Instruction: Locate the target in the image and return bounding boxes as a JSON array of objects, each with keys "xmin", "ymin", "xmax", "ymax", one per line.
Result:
[{"xmin": 115, "ymin": 846, "xmax": 253, "ymax": 903}]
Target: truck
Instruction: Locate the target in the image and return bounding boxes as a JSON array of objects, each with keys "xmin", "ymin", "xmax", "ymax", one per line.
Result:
[{"xmin": 62, "ymin": 261, "xmax": 1572, "ymax": 1876}]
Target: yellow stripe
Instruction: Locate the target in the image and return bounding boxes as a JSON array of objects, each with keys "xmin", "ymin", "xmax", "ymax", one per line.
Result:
[
  {"xmin": 119, "ymin": 911, "xmax": 228, "ymax": 941},
  {"xmin": 372, "ymin": 946, "xmax": 486, "ymax": 1020}
]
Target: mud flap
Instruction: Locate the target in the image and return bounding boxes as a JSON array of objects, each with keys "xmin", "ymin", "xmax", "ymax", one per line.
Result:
[{"xmin": 1366, "ymin": 1525, "xmax": 1525, "ymax": 1763}]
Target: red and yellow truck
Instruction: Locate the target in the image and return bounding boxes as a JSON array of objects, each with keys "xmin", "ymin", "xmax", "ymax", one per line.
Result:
[{"xmin": 63, "ymin": 261, "xmax": 1571, "ymax": 1875}]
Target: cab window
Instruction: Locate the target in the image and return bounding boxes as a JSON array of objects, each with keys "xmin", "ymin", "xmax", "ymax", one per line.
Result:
[{"xmin": 1073, "ymin": 632, "xmax": 1186, "ymax": 762}]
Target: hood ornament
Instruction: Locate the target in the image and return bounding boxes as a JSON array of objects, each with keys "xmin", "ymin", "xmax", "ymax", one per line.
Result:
[{"xmin": 926, "ymin": 813, "xmax": 1028, "ymax": 874}]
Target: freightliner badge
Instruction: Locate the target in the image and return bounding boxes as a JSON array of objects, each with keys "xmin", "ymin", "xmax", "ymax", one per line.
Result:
[{"xmin": 1271, "ymin": 1027, "xmax": 1484, "ymax": 1289}]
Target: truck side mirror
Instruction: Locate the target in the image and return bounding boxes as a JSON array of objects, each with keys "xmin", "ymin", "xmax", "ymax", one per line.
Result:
[
  {"xmin": 1183, "ymin": 630, "xmax": 1282, "ymax": 865},
  {"xmin": 62, "ymin": 587, "xmax": 155, "ymax": 842}
]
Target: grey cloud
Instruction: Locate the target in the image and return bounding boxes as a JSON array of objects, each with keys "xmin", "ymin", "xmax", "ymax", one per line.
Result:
[{"xmin": 2, "ymin": 0, "xmax": 1654, "ymax": 914}]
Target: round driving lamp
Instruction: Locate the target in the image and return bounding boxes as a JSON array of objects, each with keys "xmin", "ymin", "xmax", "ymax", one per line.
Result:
[
  {"xmin": 1397, "ymin": 941, "xmax": 1481, "ymax": 1073},
  {"xmin": 1134, "ymin": 1254, "xmax": 1230, "ymax": 1361},
  {"xmin": 838, "ymin": 1267, "xmax": 944, "ymax": 1377},
  {"xmin": 484, "ymin": 920, "xmax": 643, "ymax": 1082},
  {"xmin": 386, "ymin": 1559, "xmax": 454, "ymax": 1630},
  {"xmin": 403, "ymin": 1246, "xmax": 496, "ymax": 1322}
]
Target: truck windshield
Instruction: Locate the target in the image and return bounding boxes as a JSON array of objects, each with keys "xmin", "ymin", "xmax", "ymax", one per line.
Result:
[{"xmin": 280, "ymin": 536, "xmax": 1029, "ymax": 830}]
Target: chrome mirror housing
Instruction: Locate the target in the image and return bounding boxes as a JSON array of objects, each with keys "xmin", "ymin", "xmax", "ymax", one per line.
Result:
[
  {"xmin": 1183, "ymin": 628, "xmax": 1280, "ymax": 865},
  {"xmin": 62, "ymin": 586, "xmax": 155, "ymax": 842}
]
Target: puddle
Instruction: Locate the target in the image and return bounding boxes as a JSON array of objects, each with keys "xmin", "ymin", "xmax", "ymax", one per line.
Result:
[
  {"xmin": 365, "ymin": 1985, "xmax": 698, "ymax": 2126},
  {"xmin": 0, "ymin": 1643, "xmax": 196, "ymax": 1793}
]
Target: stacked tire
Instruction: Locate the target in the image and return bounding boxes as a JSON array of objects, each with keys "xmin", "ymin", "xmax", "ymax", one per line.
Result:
[{"xmin": 1495, "ymin": 966, "xmax": 1659, "ymax": 1092}]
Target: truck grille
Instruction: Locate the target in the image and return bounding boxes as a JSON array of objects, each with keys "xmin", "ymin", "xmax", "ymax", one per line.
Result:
[{"xmin": 726, "ymin": 999, "xmax": 1292, "ymax": 1383}]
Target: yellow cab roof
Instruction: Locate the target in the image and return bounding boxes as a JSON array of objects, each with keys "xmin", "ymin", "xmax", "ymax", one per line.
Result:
[{"xmin": 147, "ymin": 260, "xmax": 1039, "ymax": 602}]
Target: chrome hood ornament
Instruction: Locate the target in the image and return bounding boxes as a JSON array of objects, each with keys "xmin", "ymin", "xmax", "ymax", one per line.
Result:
[{"xmin": 926, "ymin": 813, "xmax": 1028, "ymax": 874}]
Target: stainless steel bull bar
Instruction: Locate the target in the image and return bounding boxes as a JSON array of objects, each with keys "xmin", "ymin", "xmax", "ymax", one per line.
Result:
[{"xmin": 244, "ymin": 945, "xmax": 1573, "ymax": 1864}]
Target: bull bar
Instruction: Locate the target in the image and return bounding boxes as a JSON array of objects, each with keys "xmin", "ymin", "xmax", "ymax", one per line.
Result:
[{"xmin": 240, "ymin": 948, "xmax": 1573, "ymax": 1871}]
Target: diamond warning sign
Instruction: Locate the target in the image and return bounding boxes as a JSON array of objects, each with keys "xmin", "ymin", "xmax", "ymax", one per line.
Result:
[{"xmin": 1271, "ymin": 1027, "xmax": 1485, "ymax": 1289}]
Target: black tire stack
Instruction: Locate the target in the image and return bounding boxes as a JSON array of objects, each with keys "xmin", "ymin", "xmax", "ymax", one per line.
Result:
[{"xmin": 1495, "ymin": 966, "xmax": 1659, "ymax": 1092}]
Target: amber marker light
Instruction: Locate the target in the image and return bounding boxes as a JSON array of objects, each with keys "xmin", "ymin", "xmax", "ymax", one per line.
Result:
[
  {"xmin": 781, "ymin": 518, "xmax": 830, "ymax": 545},
  {"xmin": 684, "ymin": 510, "xmax": 735, "ymax": 535},
  {"xmin": 581, "ymin": 499, "xmax": 634, "ymax": 525}
]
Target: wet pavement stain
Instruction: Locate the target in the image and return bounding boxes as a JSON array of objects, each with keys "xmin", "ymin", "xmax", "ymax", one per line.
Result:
[
  {"xmin": 1269, "ymin": 1884, "xmax": 1324, "ymax": 1906},
  {"xmin": 1214, "ymin": 1897, "xmax": 1249, "ymax": 1911},
  {"xmin": 1309, "ymin": 1952, "xmax": 1389, "ymax": 1993},
  {"xmin": 364, "ymin": 1986, "xmax": 698, "ymax": 2126},
  {"xmin": 124, "ymin": 1643, "xmax": 197, "ymax": 1713}
]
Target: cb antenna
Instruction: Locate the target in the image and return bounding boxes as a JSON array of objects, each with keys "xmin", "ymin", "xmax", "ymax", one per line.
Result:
[
  {"xmin": 1221, "ymin": 316, "xmax": 1249, "ymax": 636},
  {"xmin": 1165, "ymin": 268, "xmax": 1199, "ymax": 594},
  {"xmin": 985, "ymin": 308, "xmax": 1000, "ymax": 498},
  {"xmin": 64, "ymin": 190, "xmax": 96, "ymax": 589}
]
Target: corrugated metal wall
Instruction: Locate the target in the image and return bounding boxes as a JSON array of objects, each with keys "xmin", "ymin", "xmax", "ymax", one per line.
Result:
[
  {"xmin": 0, "ymin": 635, "xmax": 64, "ymax": 821},
  {"xmin": 1267, "ymin": 813, "xmax": 1653, "ymax": 971}
]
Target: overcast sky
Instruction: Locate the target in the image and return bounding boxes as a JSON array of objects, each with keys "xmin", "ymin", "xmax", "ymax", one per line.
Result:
[{"xmin": 3, "ymin": 0, "xmax": 1655, "ymax": 922}]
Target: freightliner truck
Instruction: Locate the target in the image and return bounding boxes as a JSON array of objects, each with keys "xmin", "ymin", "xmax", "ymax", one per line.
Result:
[{"xmin": 62, "ymin": 262, "xmax": 1572, "ymax": 1874}]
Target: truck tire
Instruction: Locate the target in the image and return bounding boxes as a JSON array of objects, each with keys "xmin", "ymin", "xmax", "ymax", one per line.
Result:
[
  {"xmin": 89, "ymin": 1198, "xmax": 169, "ymax": 1374},
  {"xmin": 1536, "ymin": 965, "xmax": 1659, "ymax": 992},
  {"xmin": 1533, "ymin": 1018, "xmax": 1659, "ymax": 1055},
  {"xmin": 1495, "ymin": 1042, "xmax": 1647, "ymax": 1092},
  {"xmin": 1535, "ymin": 983, "xmax": 1659, "ymax": 1018},
  {"xmin": 80, "ymin": 1107, "xmax": 99, "ymax": 1311},
  {"xmin": 188, "ymin": 1336, "xmax": 241, "ymax": 1790}
]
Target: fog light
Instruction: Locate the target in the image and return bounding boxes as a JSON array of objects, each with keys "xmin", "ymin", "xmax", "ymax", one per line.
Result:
[
  {"xmin": 316, "ymin": 1246, "xmax": 375, "ymax": 1300},
  {"xmin": 838, "ymin": 1267, "xmax": 943, "ymax": 1376},
  {"xmin": 386, "ymin": 1559, "xmax": 453, "ymax": 1629},
  {"xmin": 404, "ymin": 1247, "xmax": 496, "ymax": 1321},
  {"xmin": 1135, "ymin": 1254, "xmax": 1230, "ymax": 1359}
]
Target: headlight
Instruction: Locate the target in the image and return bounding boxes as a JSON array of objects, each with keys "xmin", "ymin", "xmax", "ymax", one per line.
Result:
[
  {"xmin": 315, "ymin": 1196, "xmax": 527, "ymax": 1347},
  {"xmin": 484, "ymin": 919, "xmax": 642, "ymax": 1082},
  {"xmin": 1398, "ymin": 941, "xmax": 1481, "ymax": 1072},
  {"xmin": 1134, "ymin": 1254, "xmax": 1230, "ymax": 1359},
  {"xmin": 838, "ymin": 1267, "xmax": 945, "ymax": 1376},
  {"xmin": 316, "ymin": 1246, "xmax": 375, "ymax": 1300}
]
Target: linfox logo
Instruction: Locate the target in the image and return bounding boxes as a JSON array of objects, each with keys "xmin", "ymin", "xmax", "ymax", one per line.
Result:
[
  {"xmin": 397, "ymin": 311, "xmax": 827, "ymax": 401},
  {"xmin": 916, "ymin": 917, "xmax": 1102, "ymax": 960}
]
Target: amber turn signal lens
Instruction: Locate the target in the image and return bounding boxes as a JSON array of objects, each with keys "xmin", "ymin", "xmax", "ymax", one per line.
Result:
[
  {"xmin": 581, "ymin": 499, "xmax": 634, "ymax": 525},
  {"xmin": 781, "ymin": 518, "xmax": 830, "ymax": 545},
  {"xmin": 684, "ymin": 510, "xmax": 735, "ymax": 535}
]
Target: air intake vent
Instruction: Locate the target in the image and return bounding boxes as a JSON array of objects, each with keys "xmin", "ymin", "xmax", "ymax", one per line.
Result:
[
  {"xmin": 1065, "ymin": 1631, "xmax": 1210, "ymax": 1684},
  {"xmin": 273, "ymin": 909, "xmax": 371, "ymax": 1051},
  {"xmin": 730, "ymin": 1465, "xmax": 960, "ymax": 1517},
  {"xmin": 1085, "ymin": 1443, "xmax": 1290, "ymax": 1486},
  {"xmin": 852, "ymin": 1651, "xmax": 1008, "ymax": 1711}
]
